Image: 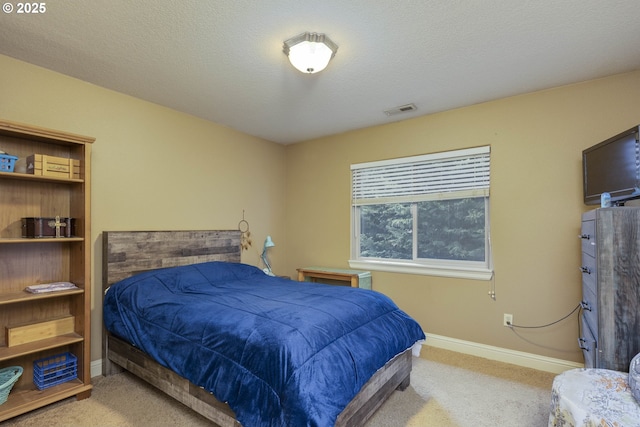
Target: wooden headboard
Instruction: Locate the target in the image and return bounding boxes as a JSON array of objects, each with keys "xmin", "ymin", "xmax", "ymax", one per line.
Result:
[{"xmin": 102, "ymin": 230, "xmax": 241, "ymax": 290}]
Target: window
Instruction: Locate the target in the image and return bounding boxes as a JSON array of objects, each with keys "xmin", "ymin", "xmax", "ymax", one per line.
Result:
[{"xmin": 349, "ymin": 146, "xmax": 492, "ymax": 280}]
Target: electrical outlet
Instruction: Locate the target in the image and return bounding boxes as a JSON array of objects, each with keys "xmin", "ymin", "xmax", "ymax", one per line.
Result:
[{"xmin": 503, "ymin": 313, "xmax": 513, "ymax": 327}]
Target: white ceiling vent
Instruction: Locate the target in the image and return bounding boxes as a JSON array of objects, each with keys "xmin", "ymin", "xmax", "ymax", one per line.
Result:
[{"xmin": 384, "ymin": 103, "xmax": 417, "ymax": 116}]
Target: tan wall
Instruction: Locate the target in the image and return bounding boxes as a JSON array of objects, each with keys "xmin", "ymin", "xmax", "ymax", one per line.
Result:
[
  {"xmin": 0, "ymin": 54, "xmax": 288, "ymax": 363},
  {"xmin": 283, "ymin": 70, "xmax": 640, "ymax": 363},
  {"xmin": 3, "ymin": 51, "xmax": 639, "ymax": 365}
]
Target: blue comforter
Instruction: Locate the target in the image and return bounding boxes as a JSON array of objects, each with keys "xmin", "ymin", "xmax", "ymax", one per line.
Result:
[{"xmin": 103, "ymin": 261, "xmax": 425, "ymax": 426}]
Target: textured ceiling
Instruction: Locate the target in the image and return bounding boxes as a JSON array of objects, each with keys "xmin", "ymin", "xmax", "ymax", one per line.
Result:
[{"xmin": 1, "ymin": 1, "xmax": 639, "ymax": 144}]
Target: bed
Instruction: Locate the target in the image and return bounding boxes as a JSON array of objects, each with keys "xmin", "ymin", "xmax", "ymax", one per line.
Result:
[{"xmin": 102, "ymin": 230, "xmax": 425, "ymax": 426}]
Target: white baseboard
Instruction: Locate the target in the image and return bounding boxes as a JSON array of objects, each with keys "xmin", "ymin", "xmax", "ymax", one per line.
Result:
[
  {"xmin": 423, "ymin": 333, "xmax": 583, "ymax": 374},
  {"xmin": 91, "ymin": 359, "xmax": 103, "ymax": 378}
]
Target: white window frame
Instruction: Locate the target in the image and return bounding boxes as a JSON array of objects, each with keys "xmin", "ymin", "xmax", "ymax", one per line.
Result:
[{"xmin": 349, "ymin": 146, "xmax": 493, "ymax": 280}]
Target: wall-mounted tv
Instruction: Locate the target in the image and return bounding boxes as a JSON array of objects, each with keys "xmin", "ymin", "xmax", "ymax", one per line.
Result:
[{"xmin": 583, "ymin": 125, "xmax": 640, "ymax": 205}]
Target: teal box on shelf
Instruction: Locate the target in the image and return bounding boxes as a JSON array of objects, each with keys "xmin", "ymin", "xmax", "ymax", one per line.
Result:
[{"xmin": 0, "ymin": 154, "xmax": 18, "ymax": 172}]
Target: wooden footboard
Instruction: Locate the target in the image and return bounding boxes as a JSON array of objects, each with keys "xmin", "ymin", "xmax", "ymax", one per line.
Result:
[
  {"xmin": 107, "ymin": 334, "xmax": 240, "ymax": 427},
  {"xmin": 336, "ymin": 349, "xmax": 412, "ymax": 426},
  {"xmin": 106, "ymin": 333, "xmax": 411, "ymax": 427}
]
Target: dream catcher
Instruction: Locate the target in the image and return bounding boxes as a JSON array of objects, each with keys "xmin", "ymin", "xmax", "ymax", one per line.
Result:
[{"xmin": 238, "ymin": 211, "xmax": 252, "ymax": 251}]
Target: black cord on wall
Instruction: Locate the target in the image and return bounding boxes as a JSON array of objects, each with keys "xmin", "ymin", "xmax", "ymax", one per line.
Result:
[{"xmin": 507, "ymin": 303, "xmax": 582, "ymax": 329}]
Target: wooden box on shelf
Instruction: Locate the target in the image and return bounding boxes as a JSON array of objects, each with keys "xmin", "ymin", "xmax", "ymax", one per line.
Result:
[
  {"xmin": 21, "ymin": 217, "xmax": 76, "ymax": 238},
  {"xmin": 0, "ymin": 118, "xmax": 93, "ymax": 422},
  {"xmin": 6, "ymin": 316, "xmax": 75, "ymax": 347},
  {"xmin": 26, "ymin": 154, "xmax": 80, "ymax": 179}
]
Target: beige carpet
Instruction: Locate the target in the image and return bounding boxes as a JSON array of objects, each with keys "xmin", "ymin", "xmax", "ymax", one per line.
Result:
[{"xmin": 2, "ymin": 347, "xmax": 557, "ymax": 426}]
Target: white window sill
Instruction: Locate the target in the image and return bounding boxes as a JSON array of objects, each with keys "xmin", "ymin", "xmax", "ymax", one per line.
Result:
[{"xmin": 348, "ymin": 259, "xmax": 493, "ymax": 281}]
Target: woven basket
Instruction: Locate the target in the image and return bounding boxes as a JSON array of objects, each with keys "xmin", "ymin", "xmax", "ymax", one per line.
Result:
[{"xmin": 0, "ymin": 366, "xmax": 23, "ymax": 405}]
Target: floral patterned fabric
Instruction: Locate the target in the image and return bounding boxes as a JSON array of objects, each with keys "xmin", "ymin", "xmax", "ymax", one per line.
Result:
[
  {"xmin": 548, "ymin": 368, "xmax": 640, "ymax": 427},
  {"xmin": 630, "ymin": 354, "xmax": 640, "ymax": 404}
]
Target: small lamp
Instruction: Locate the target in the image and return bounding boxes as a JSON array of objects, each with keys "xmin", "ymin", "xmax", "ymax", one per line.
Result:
[
  {"xmin": 283, "ymin": 32, "xmax": 338, "ymax": 74},
  {"xmin": 261, "ymin": 235, "xmax": 275, "ymax": 276}
]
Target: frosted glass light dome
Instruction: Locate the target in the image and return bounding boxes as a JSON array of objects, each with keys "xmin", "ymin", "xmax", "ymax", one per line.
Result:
[{"xmin": 283, "ymin": 32, "xmax": 338, "ymax": 74}]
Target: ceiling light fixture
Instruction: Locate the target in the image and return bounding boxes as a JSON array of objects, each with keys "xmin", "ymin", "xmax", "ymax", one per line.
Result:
[{"xmin": 283, "ymin": 32, "xmax": 338, "ymax": 74}]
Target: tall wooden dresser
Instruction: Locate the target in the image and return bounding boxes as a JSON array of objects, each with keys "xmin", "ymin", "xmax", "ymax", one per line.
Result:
[
  {"xmin": 579, "ymin": 207, "xmax": 640, "ymax": 371},
  {"xmin": 0, "ymin": 120, "xmax": 93, "ymax": 421}
]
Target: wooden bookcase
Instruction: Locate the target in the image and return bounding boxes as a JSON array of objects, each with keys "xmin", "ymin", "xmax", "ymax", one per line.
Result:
[{"xmin": 0, "ymin": 119, "xmax": 93, "ymax": 421}]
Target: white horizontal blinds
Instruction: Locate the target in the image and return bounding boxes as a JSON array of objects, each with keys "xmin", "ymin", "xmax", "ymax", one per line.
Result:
[{"xmin": 352, "ymin": 146, "xmax": 490, "ymax": 206}]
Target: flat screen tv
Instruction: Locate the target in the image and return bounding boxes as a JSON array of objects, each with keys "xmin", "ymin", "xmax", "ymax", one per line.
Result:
[{"xmin": 583, "ymin": 125, "xmax": 640, "ymax": 205}]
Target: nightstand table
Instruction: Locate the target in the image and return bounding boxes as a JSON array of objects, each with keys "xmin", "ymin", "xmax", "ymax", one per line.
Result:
[{"xmin": 297, "ymin": 267, "xmax": 372, "ymax": 289}]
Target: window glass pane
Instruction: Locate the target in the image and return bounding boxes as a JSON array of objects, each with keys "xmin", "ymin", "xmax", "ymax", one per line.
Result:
[
  {"xmin": 360, "ymin": 203, "xmax": 412, "ymax": 259},
  {"xmin": 417, "ymin": 197, "xmax": 486, "ymax": 261}
]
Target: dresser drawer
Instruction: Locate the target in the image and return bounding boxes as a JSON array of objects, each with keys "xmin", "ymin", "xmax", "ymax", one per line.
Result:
[
  {"xmin": 580, "ymin": 219, "xmax": 596, "ymax": 258},
  {"xmin": 579, "ymin": 315, "xmax": 597, "ymax": 368},
  {"xmin": 580, "ymin": 252, "xmax": 597, "ymax": 295},
  {"xmin": 581, "ymin": 282, "xmax": 598, "ymax": 337}
]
